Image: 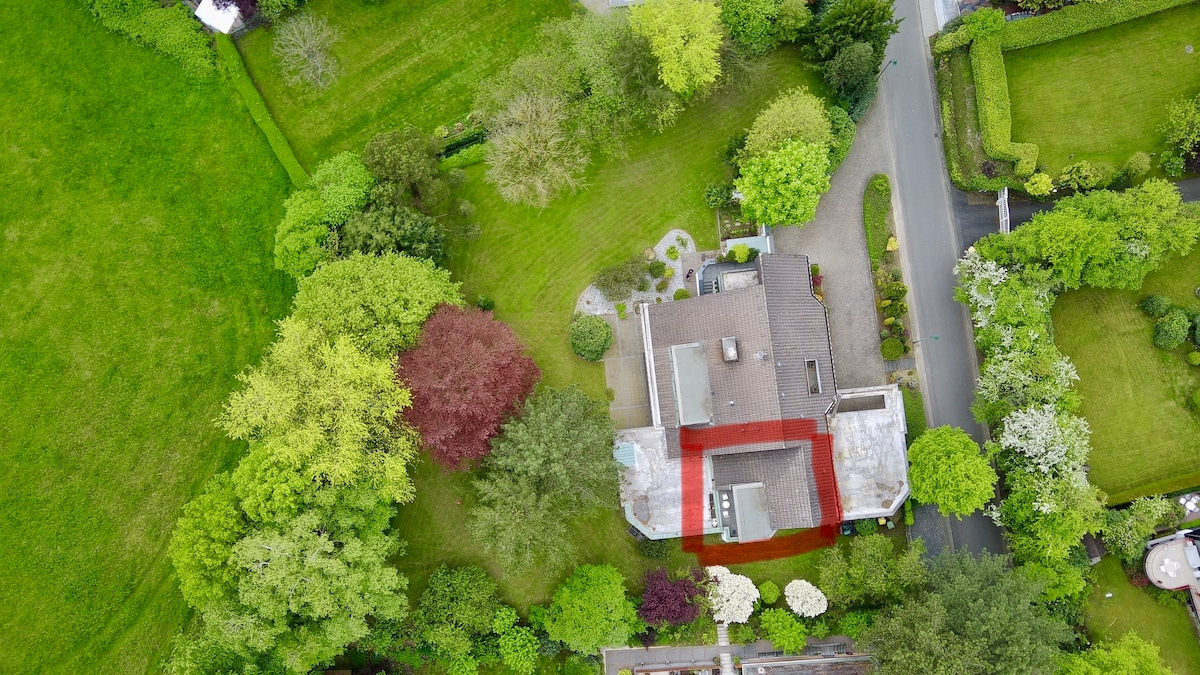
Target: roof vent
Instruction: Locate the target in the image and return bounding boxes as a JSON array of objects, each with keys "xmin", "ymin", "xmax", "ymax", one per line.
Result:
[
  {"xmin": 754, "ymin": 350, "xmax": 767, "ymax": 360},
  {"xmin": 721, "ymin": 337, "xmax": 739, "ymax": 362}
]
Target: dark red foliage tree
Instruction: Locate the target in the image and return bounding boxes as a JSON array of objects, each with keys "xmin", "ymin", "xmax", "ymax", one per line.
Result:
[
  {"xmin": 638, "ymin": 568, "xmax": 705, "ymax": 627},
  {"xmin": 398, "ymin": 304, "xmax": 540, "ymax": 469}
]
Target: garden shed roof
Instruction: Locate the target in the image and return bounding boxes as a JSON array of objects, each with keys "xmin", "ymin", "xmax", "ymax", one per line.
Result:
[{"xmin": 194, "ymin": 0, "xmax": 239, "ymax": 34}]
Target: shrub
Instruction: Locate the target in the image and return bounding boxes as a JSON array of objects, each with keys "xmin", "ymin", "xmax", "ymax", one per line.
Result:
[
  {"xmin": 570, "ymin": 315, "xmax": 614, "ymax": 361},
  {"xmin": 1124, "ymin": 152, "xmax": 1153, "ymax": 180},
  {"xmin": 655, "ymin": 279, "xmax": 670, "ymax": 293},
  {"xmin": 1164, "ymin": 93, "xmax": 1200, "ymax": 159},
  {"xmin": 730, "ymin": 622, "xmax": 758, "ymax": 644},
  {"xmin": 648, "ymin": 260, "xmax": 667, "ymax": 279},
  {"xmin": 730, "ymin": 243, "xmax": 752, "ymax": 264},
  {"xmin": 673, "ymin": 289, "xmax": 690, "ymax": 301},
  {"xmin": 1191, "ymin": 388, "xmax": 1200, "ymax": 413},
  {"xmin": 1057, "ymin": 161, "xmax": 1111, "ymax": 192},
  {"xmin": 855, "ymin": 518, "xmax": 877, "ymax": 535},
  {"xmin": 216, "ymin": 34, "xmax": 308, "ymax": 187},
  {"xmin": 1189, "ymin": 352, "xmax": 1200, "ymax": 366},
  {"xmin": 273, "ymin": 13, "xmax": 341, "ymax": 90},
  {"xmin": 663, "ymin": 266, "xmax": 675, "ymax": 279},
  {"xmin": 827, "ymin": 105, "xmax": 857, "ymax": 172},
  {"xmin": 665, "ymin": 245, "xmax": 680, "ymax": 260},
  {"xmin": 638, "ymin": 538, "xmax": 669, "ymax": 559},
  {"xmin": 837, "ymin": 610, "xmax": 875, "ymax": 639},
  {"xmin": 440, "ymin": 143, "xmax": 488, "ymax": 171},
  {"xmin": 758, "ymin": 580, "xmax": 781, "ymax": 606},
  {"xmin": 1024, "ymin": 172, "xmax": 1053, "ymax": 198},
  {"xmin": 884, "ymin": 300, "xmax": 908, "ymax": 319},
  {"xmin": 880, "ymin": 337, "xmax": 906, "ymax": 360},
  {"xmin": 1195, "ymin": 315, "xmax": 1200, "ymax": 347},
  {"xmin": 863, "ymin": 174, "xmax": 891, "ymax": 269},
  {"xmin": 1140, "ymin": 295, "xmax": 1173, "ymax": 318},
  {"xmin": 257, "ymin": 0, "xmax": 300, "ymax": 20},
  {"xmin": 476, "ymin": 294, "xmax": 495, "ymax": 311},
  {"xmin": 1161, "ymin": 152, "xmax": 1187, "ymax": 178},
  {"xmin": 759, "ymin": 609, "xmax": 807, "ymax": 654},
  {"xmin": 595, "ymin": 256, "xmax": 649, "ymax": 301},
  {"xmin": 881, "ymin": 282, "xmax": 908, "ymax": 302},
  {"xmin": 1155, "ymin": 310, "xmax": 1190, "ymax": 350},
  {"xmin": 615, "ymin": 303, "xmax": 628, "ymax": 320}
]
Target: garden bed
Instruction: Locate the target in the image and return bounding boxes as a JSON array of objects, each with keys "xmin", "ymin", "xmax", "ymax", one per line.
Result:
[{"xmin": 574, "ymin": 229, "xmax": 698, "ymax": 316}]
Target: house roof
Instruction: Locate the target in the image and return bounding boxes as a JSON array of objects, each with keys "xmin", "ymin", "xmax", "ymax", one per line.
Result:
[{"xmin": 642, "ymin": 253, "xmax": 837, "ymax": 530}]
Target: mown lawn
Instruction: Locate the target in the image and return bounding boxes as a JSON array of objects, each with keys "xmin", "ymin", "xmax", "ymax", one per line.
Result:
[
  {"xmin": 1052, "ymin": 250, "xmax": 1200, "ymax": 504},
  {"xmin": 1005, "ymin": 3, "xmax": 1200, "ymax": 175},
  {"xmin": 237, "ymin": 0, "xmax": 573, "ymax": 168},
  {"xmin": 1085, "ymin": 557, "xmax": 1200, "ymax": 675},
  {"xmin": 448, "ymin": 48, "xmax": 823, "ymax": 398},
  {"xmin": 0, "ymin": 2, "xmax": 292, "ymax": 672}
]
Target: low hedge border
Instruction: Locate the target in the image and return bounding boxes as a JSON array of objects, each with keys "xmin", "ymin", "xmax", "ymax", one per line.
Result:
[
  {"xmin": 215, "ymin": 33, "xmax": 309, "ymax": 188},
  {"xmin": 936, "ymin": 0, "xmax": 1200, "ymax": 188}
]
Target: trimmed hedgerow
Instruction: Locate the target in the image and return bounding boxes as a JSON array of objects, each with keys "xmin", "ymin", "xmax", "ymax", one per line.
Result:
[
  {"xmin": 999, "ymin": 0, "xmax": 1198, "ymax": 51},
  {"xmin": 970, "ymin": 36, "xmax": 1038, "ymax": 178},
  {"xmin": 85, "ymin": 0, "xmax": 215, "ymax": 74},
  {"xmin": 216, "ymin": 34, "xmax": 309, "ymax": 187}
]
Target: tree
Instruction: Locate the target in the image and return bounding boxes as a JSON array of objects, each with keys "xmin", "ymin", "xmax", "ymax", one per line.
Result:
[
  {"xmin": 470, "ymin": 387, "xmax": 619, "ymax": 570},
  {"xmin": 1139, "ymin": 294, "xmax": 1172, "ymax": 318},
  {"xmin": 225, "ymin": 495, "xmax": 407, "ymax": 673},
  {"xmin": 759, "ymin": 608, "xmax": 807, "ymax": 653},
  {"xmin": 414, "ymin": 565, "xmax": 505, "ymax": 670},
  {"xmin": 736, "ymin": 139, "xmax": 831, "ymax": 225},
  {"xmin": 1059, "ymin": 631, "xmax": 1172, "ymax": 675},
  {"xmin": 773, "ymin": 0, "xmax": 812, "ymax": 43},
  {"xmin": 758, "ymin": 580, "xmax": 781, "ymax": 605},
  {"xmin": 339, "ymin": 205, "xmax": 446, "ymax": 263},
  {"xmin": 784, "ymin": 579, "xmax": 827, "ymax": 617},
  {"xmin": 361, "ymin": 126, "xmax": 445, "ymax": 211},
  {"xmin": 310, "ymin": 152, "xmax": 375, "ymax": 225},
  {"xmin": 272, "ymin": 13, "xmax": 340, "ymax": 90},
  {"xmin": 220, "ymin": 317, "xmax": 419, "ymax": 504},
  {"xmin": 169, "ymin": 474, "xmax": 246, "ymax": 610},
  {"xmin": 741, "ymin": 87, "xmax": 832, "ymax": 161},
  {"xmin": 864, "ymin": 550, "xmax": 1071, "ymax": 675},
  {"xmin": 275, "ymin": 189, "xmax": 330, "ymax": 279},
  {"xmin": 1163, "ymin": 92, "xmax": 1200, "ymax": 158},
  {"xmin": 570, "ymin": 314, "xmax": 615, "ymax": 361},
  {"xmin": 1104, "ymin": 496, "xmax": 1181, "ymax": 564},
  {"xmin": 808, "ymin": 0, "xmax": 900, "ymax": 63},
  {"xmin": 996, "ymin": 406, "xmax": 1089, "ymax": 476},
  {"xmin": 908, "ymin": 426, "xmax": 997, "ymax": 519},
  {"xmin": 494, "ymin": 607, "xmax": 539, "ymax": 675},
  {"xmin": 629, "ymin": 0, "xmax": 724, "ymax": 98},
  {"xmin": 721, "ymin": 0, "xmax": 781, "ymax": 55},
  {"xmin": 1154, "ymin": 308, "xmax": 1190, "ymax": 350},
  {"xmin": 544, "ymin": 564, "xmax": 640, "ymax": 654},
  {"xmin": 398, "ymin": 305, "xmax": 540, "ymax": 469},
  {"xmin": 999, "ymin": 470, "xmax": 1106, "ymax": 564},
  {"xmin": 822, "ymin": 42, "xmax": 877, "ymax": 120},
  {"xmin": 818, "ymin": 534, "xmax": 926, "ymax": 607},
  {"xmin": 1024, "ymin": 172, "xmax": 1053, "ymax": 197},
  {"xmin": 290, "ymin": 252, "xmax": 462, "ymax": 358},
  {"xmin": 707, "ymin": 565, "xmax": 759, "ymax": 624},
  {"xmin": 639, "ymin": 568, "xmax": 706, "ymax": 626},
  {"xmin": 485, "ymin": 95, "xmax": 588, "ymax": 207},
  {"xmin": 256, "ymin": 0, "xmax": 299, "ymax": 21}
]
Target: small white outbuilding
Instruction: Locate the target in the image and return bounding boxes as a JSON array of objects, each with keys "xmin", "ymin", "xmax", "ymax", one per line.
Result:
[{"xmin": 194, "ymin": 0, "xmax": 240, "ymax": 34}]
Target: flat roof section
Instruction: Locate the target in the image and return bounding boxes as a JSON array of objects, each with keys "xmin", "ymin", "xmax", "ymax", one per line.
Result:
[
  {"xmin": 831, "ymin": 384, "xmax": 910, "ymax": 521},
  {"xmin": 670, "ymin": 343, "xmax": 713, "ymax": 426},
  {"xmin": 732, "ymin": 483, "xmax": 775, "ymax": 543}
]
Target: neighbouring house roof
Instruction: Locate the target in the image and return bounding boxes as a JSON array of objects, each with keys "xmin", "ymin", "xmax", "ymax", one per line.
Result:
[
  {"xmin": 642, "ymin": 253, "xmax": 837, "ymax": 531},
  {"xmin": 194, "ymin": 0, "xmax": 239, "ymax": 33}
]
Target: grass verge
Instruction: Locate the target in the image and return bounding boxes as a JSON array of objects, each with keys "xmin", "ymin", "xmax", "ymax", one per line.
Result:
[
  {"xmin": 1052, "ymin": 250, "xmax": 1200, "ymax": 504},
  {"xmin": 1005, "ymin": 2, "xmax": 1200, "ymax": 175},
  {"xmin": 0, "ymin": 1, "xmax": 292, "ymax": 672},
  {"xmin": 236, "ymin": 0, "xmax": 573, "ymax": 168},
  {"xmin": 1085, "ymin": 557, "xmax": 1200, "ymax": 675},
  {"xmin": 902, "ymin": 387, "xmax": 927, "ymax": 446},
  {"xmin": 863, "ymin": 173, "xmax": 891, "ymax": 270}
]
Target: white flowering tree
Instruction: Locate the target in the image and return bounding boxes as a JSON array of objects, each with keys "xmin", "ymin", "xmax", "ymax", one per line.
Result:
[
  {"xmin": 998, "ymin": 405, "xmax": 1090, "ymax": 476},
  {"xmin": 706, "ymin": 566, "xmax": 758, "ymax": 624},
  {"xmin": 784, "ymin": 579, "xmax": 827, "ymax": 617}
]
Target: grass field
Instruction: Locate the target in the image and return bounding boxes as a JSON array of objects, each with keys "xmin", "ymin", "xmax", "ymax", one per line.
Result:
[
  {"xmin": 1005, "ymin": 3, "xmax": 1200, "ymax": 175},
  {"xmin": 1085, "ymin": 557, "xmax": 1200, "ymax": 674},
  {"xmin": 1052, "ymin": 250, "xmax": 1200, "ymax": 504},
  {"xmin": 0, "ymin": 2, "xmax": 292, "ymax": 672},
  {"xmin": 237, "ymin": 0, "xmax": 573, "ymax": 168},
  {"xmin": 447, "ymin": 48, "xmax": 823, "ymax": 398}
]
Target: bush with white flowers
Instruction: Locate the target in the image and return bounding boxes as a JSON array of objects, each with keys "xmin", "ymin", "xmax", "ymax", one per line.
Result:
[
  {"xmin": 707, "ymin": 565, "xmax": 759, "ymax": 624},
  {"xmin": 784, "ymin": 579, "xmax": 827, "ymax": 617}
]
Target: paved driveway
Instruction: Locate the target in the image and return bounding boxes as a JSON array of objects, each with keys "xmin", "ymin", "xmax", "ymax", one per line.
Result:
[{"xmin": 772, "ymin": 102, "xmax": 892, "ymax": 391}]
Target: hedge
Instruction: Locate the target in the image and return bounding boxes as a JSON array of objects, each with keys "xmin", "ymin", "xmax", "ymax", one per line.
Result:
[
  {"xmin": 85, "ymin": 0, "xmax": 215, "ymax": 74},
  {"xmin": 969, "ymin": 36, "xmax": 1038, "ymax": 177},
  {"xmin": 440, "ymin": 143, "xmax": 487, "ymax": 171},
  {"xmin": 1000, "ymin": 0, "xmax": 1199, "ymax": 51},
  {"xmin": 216, "ymin": 34, "xmax": 309, "ymax": 188}
]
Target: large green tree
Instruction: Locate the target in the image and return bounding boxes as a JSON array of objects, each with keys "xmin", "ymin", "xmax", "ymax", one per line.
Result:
[
  {"xmin": 219, "ymin": 317, "xmax": 419, "ymax": 504},
  {"xmin": 310, "ymin": 151, "xmax": 375, "ymax": 226},
  {"xmin": 274, "ymin": 189, "xmax": 331, "ymax": 279},
  {"xmin": 741, "ymin": 87, "xmax": 832, "ymax": 160},
  {"xmin": 822, "ymin": 41, "xmax": 877, "ymax": 120},
  {"xmin": 908, "ymin": 426, "xmax": 998, "ymax": 520},
  {"xmin": 817, "ymin": 534, "xmax": 926, "ymax": 607},
  {"xmin": 1103, "ymin": 496, "xmax": 1180, "ymax": 564},
  {"xmin": 721, "ymin": 0, "xmax": 782, "ymax": 55},
  {"xmin": 629, "ymin": 0, "xmax": 724, "ymax": 98},
  {"xmin": 414, "ymin": 565, "xmax": 506, "ymax": 672},
  {"xmin": 290, "ymin": 252, "xmax": 462, "ymax": 359},
  {"xmin": 736, "ymin": 139, "xmax": 831, "ymax": 225},
  {"xmin": 1059, "ymin": 631, "xmax": 1172, "ymax": 675},
  {"xmin": 469, "ymin": 387, "xmax": 619, "ymax": 571},
  {"xmin": 340, "ymin": 206, "xmax": 446, "ymax": 264},
  {"xmin": 1162, "ymin": 92, "xmax": 1200, "ymax": 158},
  {"xmin": 169, "ymin": 474, "xmax": 246, "ymax": 610},
  {"xmin": 544, "ymin": 564, "xmax": 641, "ymax": 654},
  {"xmin": 807, "ymin": 0, "xmax": 901, "ymax": 63},
  {"xmin": 864, "ymin": 550, "xmax": 1071, "ymax": 675}
]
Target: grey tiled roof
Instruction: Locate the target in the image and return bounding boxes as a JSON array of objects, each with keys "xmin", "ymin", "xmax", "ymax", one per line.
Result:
[
  {"xmin": 642, "ymin": 253, "xmax": 838, "ymax": 530},
  {"xmin": 711, "ymin": 446, "xmax": 822, "ymax": 530}
]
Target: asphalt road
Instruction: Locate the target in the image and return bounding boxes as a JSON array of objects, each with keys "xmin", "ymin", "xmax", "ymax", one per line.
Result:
[{"xmin": 879, "ymin": 0, "xmax": 1007, "ymax": 556}]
